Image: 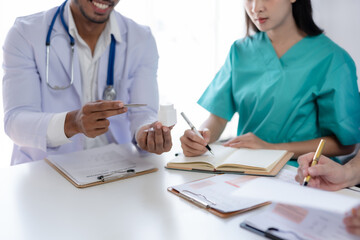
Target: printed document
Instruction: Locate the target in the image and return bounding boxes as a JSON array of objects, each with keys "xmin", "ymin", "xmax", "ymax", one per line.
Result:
[
  {"xmin": 236, "ymin": 176, "xmax": 360, "ymax": 240},
  {"xmin": 47, "ymin": 144, "xmax": 154, "ymax": 185}
]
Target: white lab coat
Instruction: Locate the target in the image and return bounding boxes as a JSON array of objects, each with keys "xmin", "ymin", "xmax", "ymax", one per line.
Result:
[{"xmin": 2, "ymin": 6, "xmax": 159, "ymax": 165}]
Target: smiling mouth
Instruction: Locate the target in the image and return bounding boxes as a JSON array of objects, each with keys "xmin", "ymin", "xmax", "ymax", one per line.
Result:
[{"xmin": 90, "ymin": 0, "xmax": 113, "ymax": 10}]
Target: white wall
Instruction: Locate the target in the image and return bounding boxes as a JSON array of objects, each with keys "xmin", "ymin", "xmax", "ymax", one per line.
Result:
[{"xmin": 312, "ymin": 0, "xmax": 360, "ymax": 88}]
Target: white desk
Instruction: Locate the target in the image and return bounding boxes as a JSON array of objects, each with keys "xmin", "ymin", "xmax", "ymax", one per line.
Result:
[
  {"xmin": 0, "ymin": 150, "xmax": 266, "ymax": 240},
  {"xmin": 1, "ymin": 150, "xmax": 359, "ymax": 240}
]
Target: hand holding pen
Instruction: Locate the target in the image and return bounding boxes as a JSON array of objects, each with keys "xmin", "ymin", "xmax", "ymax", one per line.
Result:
[
  {"xmin": 302, "ymin": 139, "xmax": 326, "ymax": 186},
  {"xmin": 65, "ymin": 101, "xmax": 147, "ymax": 139},
  {"xmin": 296, "ymin": 152, "xmax": 351, "ymax": 191},
  {"xmin": 180, "ymin": 112, "xmax": 214, "ymax": 157}
]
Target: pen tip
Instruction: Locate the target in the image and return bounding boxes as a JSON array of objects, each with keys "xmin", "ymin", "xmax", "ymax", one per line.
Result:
[{"xmin": 303, "ymin": 182, "xmax": 308, "ymax": 186}]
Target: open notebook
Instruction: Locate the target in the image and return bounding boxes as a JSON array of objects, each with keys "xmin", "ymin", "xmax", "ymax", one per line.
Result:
[
  {"xmin": 45, "ymin": 144, "xmax": 157, "ymax": 188},
  {"xmin": 166, "ymin": 144, "xmax": 293, "ymax": 176}
]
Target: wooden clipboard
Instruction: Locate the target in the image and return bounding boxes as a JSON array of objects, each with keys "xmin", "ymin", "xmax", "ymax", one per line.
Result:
[
  {"xmin": 45, "ymin": 158, "xmax": 158, "ymax": 188},
  {"xmin": 167, "ymin": 187, "xmax": 270, "ymax": 218},
  {"xmin": 167, "ymin": 175, "xmax": 270, "ymax": 218}
]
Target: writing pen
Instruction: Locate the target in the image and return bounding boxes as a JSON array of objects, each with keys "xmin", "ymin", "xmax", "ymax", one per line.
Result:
[
  {"xmin": 97, "ymin": 169, "xmax": 135, "ymax": 182},
  {"xmin": 180, "ymin": 112, "xmax": 214, "ymax": 155},
  {"xmin": 124, "ymin": 104, "xmax": 147, "ymax": 107},
  {"xmin": 302, "ymin": 139, "xmax": 326, "ymax": 186}
]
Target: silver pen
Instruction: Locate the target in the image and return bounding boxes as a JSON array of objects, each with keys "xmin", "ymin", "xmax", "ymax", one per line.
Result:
[
  {"xmin": 180, "ymin": 112, "xmax": 214, "ymax": 155},
  {"xmin": 97, "ymin": 169, "xmax": 135, "ymax": 182},
  {"xmin": 124, "ymin": 104, "xmax": 147, "ymax": 107}
]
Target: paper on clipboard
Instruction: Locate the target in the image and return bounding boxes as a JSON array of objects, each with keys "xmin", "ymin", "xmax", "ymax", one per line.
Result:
[
  {"xmin": 46, "ymin": 144, "xmax": 157, "ymax": 187},
  {"xmin": 170, "ymin": 174, "xmax": 268, "ymax": 213},
  {"xmin": 167, "ymin": 169, "xmax": 299, "ymax": 217},
  {"xmin": 241, "ymin": 202, "xmax": 360, "ymax": 240},
  {"xmin": 233, "ymin": 177, "xmax": 360, "ymax": 214},
  {"xmin": 237, "ymin": 176, "xmax": 360, "ymax": 240}
]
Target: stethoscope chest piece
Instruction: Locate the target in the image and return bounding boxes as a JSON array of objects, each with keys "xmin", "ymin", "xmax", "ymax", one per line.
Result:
[{"xmin": 103, "ymin": 85, "xmax": 117, "ymax": 100}]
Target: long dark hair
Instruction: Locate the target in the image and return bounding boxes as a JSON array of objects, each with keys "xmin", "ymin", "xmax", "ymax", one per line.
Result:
[{"xmin": 245, "ymin": 0, "xmax": 323, "ymax": 37}]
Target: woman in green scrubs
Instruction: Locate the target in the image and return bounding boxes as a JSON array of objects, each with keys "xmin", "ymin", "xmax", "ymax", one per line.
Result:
[{"xmin": 180, "ymin": 0, "xmax": 360, "ymax": 159}]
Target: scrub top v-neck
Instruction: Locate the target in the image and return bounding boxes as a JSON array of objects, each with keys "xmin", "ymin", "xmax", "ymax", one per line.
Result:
[{"xmin": 198, "ymin": 32, "xmax": 360, "ymax": 145}]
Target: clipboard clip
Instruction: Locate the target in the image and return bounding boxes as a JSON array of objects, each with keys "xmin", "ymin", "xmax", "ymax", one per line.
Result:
[
  {"xmin": 265, "ymin": 227, "xmax": 306, "ymax": 240},
  {"xmin": 241, "ymin": 223, "xmax": 306, "ymax": 240},
  {"xmin": 97, "ymin": 169, "xmax": 136, "ymax": 182},
  {"xmin": 180, "ymin": 190, "xmax": 217, "ymax": 208}
]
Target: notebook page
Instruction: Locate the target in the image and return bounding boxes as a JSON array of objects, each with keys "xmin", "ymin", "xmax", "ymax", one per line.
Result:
[
  {"xmin": 169, "ymin": 144, "xmax": 236, "ymax": 168},
  {"xmin": 221, "ymin": 148, "xmax": 287, "ymax": 169}
]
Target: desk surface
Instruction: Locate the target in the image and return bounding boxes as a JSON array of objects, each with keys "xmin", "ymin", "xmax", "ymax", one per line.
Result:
[{"xmin": 1, "ymin": 150, "xmax": 359, "ymax": 240}]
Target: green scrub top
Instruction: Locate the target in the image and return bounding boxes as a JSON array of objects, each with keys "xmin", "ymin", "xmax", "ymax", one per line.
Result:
[{"xmin": 198, "ymin": 32, "xmax": 360, "ymax": 145}]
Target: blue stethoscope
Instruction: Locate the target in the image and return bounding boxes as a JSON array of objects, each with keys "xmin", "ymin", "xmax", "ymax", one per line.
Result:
[{"xmin": 45, "ymin": 0, "xmax": 117, "ymax": 100}]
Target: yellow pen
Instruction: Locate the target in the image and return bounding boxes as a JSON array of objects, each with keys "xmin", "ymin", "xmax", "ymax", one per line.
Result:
[{"xmin": 303, "ymin": 139, "xmax": 326, "ymax": 186}]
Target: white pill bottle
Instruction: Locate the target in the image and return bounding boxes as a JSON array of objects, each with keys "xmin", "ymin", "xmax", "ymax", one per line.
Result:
[{"xmin": 158, "ymin": 104, "xmax": 177, "ymax": 127}]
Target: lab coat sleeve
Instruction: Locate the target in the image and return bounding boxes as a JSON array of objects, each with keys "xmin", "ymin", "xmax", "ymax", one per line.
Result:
[
  {"xmin": 317, "ymin": 56, "xmax": 360, "ymax": 145},
  {"xmin": 2, "ymin": 19, "xmax": 53, "ymax": 152},
  {"xmin": 47, "ymin": 112, "xmax": 72, "ymax": 147},
  {"xmin": 197, "ymin": 44, "xmax": 235, "ymax": 121},
  {"xmin": 127, "ymin": 27, "xmax": 159, "ymax": 140}
]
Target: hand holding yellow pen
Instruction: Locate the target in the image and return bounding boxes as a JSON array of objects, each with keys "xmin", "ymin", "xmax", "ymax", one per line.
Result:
[{"xmin": 303, "ymin": 139, "xmax": 326, "ymax": 186}]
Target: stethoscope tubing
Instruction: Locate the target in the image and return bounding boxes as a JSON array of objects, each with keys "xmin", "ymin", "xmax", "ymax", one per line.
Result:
[
  {"xmin": 46, "ymin": 0, "xmax": 75, "ymax": 90},
  {"xmin": 45, "ymin": 0, "xmax": 116, "ymax": 99}
]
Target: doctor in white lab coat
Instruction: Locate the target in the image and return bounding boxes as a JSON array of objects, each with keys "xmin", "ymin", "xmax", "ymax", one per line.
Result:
[{"xmin": 2, "ymin": 0, "xmax": 172, "ymax": 165}]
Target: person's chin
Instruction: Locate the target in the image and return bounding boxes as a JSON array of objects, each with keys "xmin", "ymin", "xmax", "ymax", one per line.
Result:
[
  {"xmin": 255, "ymin": 25, "xmax": 269, "ymax": 32},
  {"xmin": 84, "ymin": 13, "xmax": 110, "ymax": 24}
]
